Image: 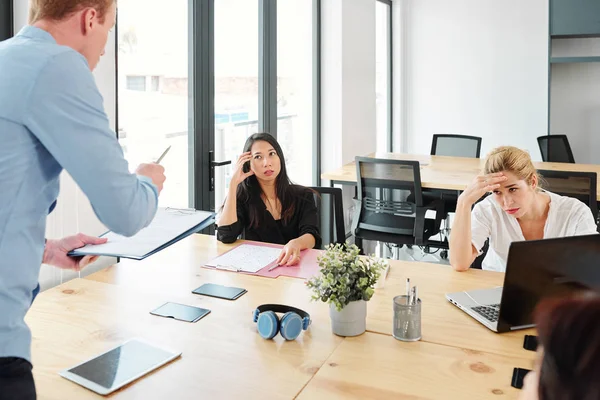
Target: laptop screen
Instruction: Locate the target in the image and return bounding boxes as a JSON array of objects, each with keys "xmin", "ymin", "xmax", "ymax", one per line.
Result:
[{"xmin": 498, "ymin": 234, "xmax": 600, "ymax": 332}]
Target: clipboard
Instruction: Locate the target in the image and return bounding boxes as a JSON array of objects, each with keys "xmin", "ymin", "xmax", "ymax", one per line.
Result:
[
  {"xmin": 204, "ymin": 242, "xmax": 323, "ymax": 280},
  {"xmin": 68, "ymin": 208, "xmax": 215, "ymax": 260}
]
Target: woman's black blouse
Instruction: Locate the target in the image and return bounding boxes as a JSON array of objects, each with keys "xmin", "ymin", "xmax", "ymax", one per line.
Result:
[{"xmin": 216, "ymin": 186, "xmax": 322, "ymax": 249}]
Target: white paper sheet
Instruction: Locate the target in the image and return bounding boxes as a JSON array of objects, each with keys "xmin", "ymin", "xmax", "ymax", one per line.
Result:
[{"xmin": 205, "ymin": 244, "xmax": 281, "ymax": 273}]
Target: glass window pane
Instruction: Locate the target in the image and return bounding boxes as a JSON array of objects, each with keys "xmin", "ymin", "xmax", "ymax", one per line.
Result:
[
  {"xmin": 376, "ymin": 1, "xmax": 391, "ymax": 153},
  {"xmin": 214, "ymin": 0, "xmax": 260, "ymax": 209},
  {"xmin": 126, "ymin": 76, "xmax": 146, "ymax": 91},
  {"xmin": 117, "ymin": 0, "xmax": 189, "ymax": 208},
  {"xmin": 277, "ymin": 0, "xmax": 315, "ymax": 186}
]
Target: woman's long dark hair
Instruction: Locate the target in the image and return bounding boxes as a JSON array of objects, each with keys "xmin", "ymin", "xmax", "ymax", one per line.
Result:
[
  {"xmin": 535, "ymin": 295, "xmax": 600, "ymax": 400},
  {"xmin": 237, "ymin": 133, "xmax": 298, "ymax": 228}
]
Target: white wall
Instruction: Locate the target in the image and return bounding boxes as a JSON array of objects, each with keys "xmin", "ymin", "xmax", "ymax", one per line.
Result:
[
  {"xmin": 321, "ymin": 0, "xmax": 377, "ymax": 176},
  {"xmin": 321, "ymin": 0, "xmax": 377, "ymax": 239},
  {"xmin": 550, "ymin": 38, "xmax": 600, "ymax": 164},
  {"xmin": 394, "ymin": 0, "xmax": 549, "ymax": 160},
  {"xmin": 14, "ymin": 4, "xmax": 117, "ymax": 290}
]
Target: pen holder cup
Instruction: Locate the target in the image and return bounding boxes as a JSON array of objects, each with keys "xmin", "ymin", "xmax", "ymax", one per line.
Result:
[{"xmin": 393, "ymin": 295, "xmax": 421, "ymax": 342}]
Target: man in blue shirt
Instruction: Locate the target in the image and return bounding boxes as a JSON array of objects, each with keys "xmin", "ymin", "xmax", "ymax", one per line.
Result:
[{"xmin": 0, "ymin": 1, "xmax": 165, "ymax": 398}]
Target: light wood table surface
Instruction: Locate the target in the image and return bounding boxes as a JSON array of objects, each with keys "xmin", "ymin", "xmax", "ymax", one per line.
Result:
[
  {"xmin": 321, "ymin": 152, "xmax": 600, "ymax": 200},
  {"xmin": 298, "ymin": 332, "xmax": 530, "ymax": 400},
  {"xmin": 367, "ymin": 261, "xmax": 536, "ymax": 359},
  {"xmin": 27, "ymin": 278, "xmax": 341, "ymax": 400},
  {"xmin": 27, "ymin": 234, "xmax": 535, "ymax": 399},
  {"xmin": 87, "ymin": 235, "xmax": 535, "ymax": 360}
]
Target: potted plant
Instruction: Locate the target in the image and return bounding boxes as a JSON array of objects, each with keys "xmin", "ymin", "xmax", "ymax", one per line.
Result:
[{"xmin": 306, "ymin": 243, "xmax": 386, "ymax": 337}]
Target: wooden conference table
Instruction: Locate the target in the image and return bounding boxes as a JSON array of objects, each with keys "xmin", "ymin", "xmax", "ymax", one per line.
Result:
[
  {"xmin": 321, "ymin": 152, "xmax": 600, "ymax": 201},
  {"xmin": 27, "ymin": 234, "xmax": 535, "ymax": 399}
]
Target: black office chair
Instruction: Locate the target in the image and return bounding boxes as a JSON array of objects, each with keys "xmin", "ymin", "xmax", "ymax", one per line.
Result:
[
  {"xmin": 537, "ymin": 169, "xmax": 598, "ymax": 221},
  {"xmin": 537, "ymin": 135, "xmax": 575, "ymax": 163},
  {"xmin": 424, "ymin": 134, "xmax": 483, "ymax": 217},
  {"xmin": 430, "ymin": 134, "xmax": 482, "ymax": 158},
  {"xmin": 309, "ymin": 186, "xmax": 346, "ymax": 248},
  {"xmin": 352, "ymin": 157, "xmax": 446, "ymax": 251}
]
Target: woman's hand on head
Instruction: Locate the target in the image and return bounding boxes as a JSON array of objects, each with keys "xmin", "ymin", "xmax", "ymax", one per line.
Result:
[
  {"xmin": 458, "ymin": 173, "xmax": 507, "ymax": 206},
  {"xmin": 277, "ymin": 239, "xmax": 303, "ymax": 267},
  {"xmin": 230, "ymin": 152, "xmax": 254, "ymax": 187}
]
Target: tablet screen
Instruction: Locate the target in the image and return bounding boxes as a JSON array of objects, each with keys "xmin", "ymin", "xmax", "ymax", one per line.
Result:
[
  {"xmin": 192, "ymin": 283, "xmax": 247, "ymax": 300},
  {"xmin": 64, "ymin": 339, "xmax": 180, "ymax": 392}
]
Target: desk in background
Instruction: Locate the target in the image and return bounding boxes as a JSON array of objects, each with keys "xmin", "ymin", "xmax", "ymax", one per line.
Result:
[{"xmin": 322, "ymin": 153, "xmax": 600, "ymax": 201}]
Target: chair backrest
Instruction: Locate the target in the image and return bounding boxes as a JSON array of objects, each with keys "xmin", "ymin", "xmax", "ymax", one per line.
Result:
[
  {"xmin": 537, "ymin": 169, "xmax": 598, "ymax": 219},
  {"xmin": 537, "ymin": 135, "xmax": 575, "ymax": 163},
  {"xmin": 353, "ymin": 157, "xmax": 423, "ymax": 236},
  {"xmin": 308, "ymin": 187, "xmax": 345, "ymax": 248},
  {"xmin": 431, "ymin": 134, "xmax": 482, "ymax": 158}
]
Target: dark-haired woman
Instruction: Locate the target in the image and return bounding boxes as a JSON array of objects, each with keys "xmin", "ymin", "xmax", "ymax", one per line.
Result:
[
  {"xmin": 520, "ymin": 296, "xmax": 600, "ymax": 400},
  {"xmin": 216, "ymin": 133, "xmax": 321, "ymax": 266}
]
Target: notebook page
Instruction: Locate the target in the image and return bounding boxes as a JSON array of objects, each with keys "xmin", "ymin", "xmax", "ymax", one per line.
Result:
[{"xmin": 206, "ymin": 244, "xmax": 281, "ymax": 273}]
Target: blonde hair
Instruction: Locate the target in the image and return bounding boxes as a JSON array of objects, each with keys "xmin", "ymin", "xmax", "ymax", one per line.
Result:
[
  {"xmin": 29, "ymin": 0, "xmax": 115, "ymax": 24},
  {"xmin": 483, "ymin": 146, "xmax": 542, "ymax": 188}
]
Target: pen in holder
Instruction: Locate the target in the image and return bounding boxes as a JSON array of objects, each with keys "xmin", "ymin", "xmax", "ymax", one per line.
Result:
[{"xmin": 393, "ymin": 293, "xmax": 421, "ymax": 342}]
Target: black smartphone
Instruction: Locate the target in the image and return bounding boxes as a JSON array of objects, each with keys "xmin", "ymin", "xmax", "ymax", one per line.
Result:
[
  {"xmin": 242, "ymin": 159, "xmax": 251, "ymax": 173},
  {"xmin": 511, "ymin": 367, "xmax": 531, "ymax": 389},
  {"xmin": 192, "ymin": 283, "xmax": 247, "ymax": 301},
  {"xmin": 523, "ymin": 335, "xmax": 538, "ymax": 351}
]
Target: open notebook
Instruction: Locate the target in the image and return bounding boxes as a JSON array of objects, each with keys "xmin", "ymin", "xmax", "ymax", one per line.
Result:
[{"xmin": 69, "ymin": 208, "xmax": 215, "ymax": 260}]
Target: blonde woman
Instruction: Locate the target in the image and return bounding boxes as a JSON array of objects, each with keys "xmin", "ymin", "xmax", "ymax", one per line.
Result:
[{"xmin": 450, "ymin": 146, "xmax": 597, "ymax": 272}]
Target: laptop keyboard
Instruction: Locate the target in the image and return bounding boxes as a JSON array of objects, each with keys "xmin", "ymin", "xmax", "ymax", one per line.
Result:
[{"xmin": 471, "ymin": 304, "xmax": 500, "ymax": 322}]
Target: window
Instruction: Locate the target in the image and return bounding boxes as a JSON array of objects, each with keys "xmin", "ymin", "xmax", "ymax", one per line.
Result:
[
  {"xmin": 117, "ymin": 0, "xmax": 190, "ymax": 208},
  {"xmin": 277, "ymin": 0, "xmax": 316, "ymax": 185},
  {"xmin": 376, "ymin": 0, "xmax": 391, "ymax": 153},
  {"xmin": 126, "ymin": 76, "xmax": 146, "ymax": 91},
  {"xmin": 213, "ymin": 0, "xmax": 260, "ymax": 210},
  {"xmin": 117, "ymin": 1, "xmax": 320, "ymax": 213}
]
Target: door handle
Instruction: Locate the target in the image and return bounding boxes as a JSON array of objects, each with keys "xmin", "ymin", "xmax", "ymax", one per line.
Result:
[{"xmin": 209, "ymin": 151, "xmax": 232, "ymax": 191}]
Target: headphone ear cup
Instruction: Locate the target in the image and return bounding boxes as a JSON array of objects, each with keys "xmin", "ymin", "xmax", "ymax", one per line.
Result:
[
  {"xmin": 257, "ymin": 311, "xmax": 280, "ymax": 339},
  {"xmin": 279, "ymin": 312, "xmax": 303, "ymax": 341}
]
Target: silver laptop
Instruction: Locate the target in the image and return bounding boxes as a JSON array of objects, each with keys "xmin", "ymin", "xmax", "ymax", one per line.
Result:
[
  {"xmin": 446, "ymin": 287, "xmax": 506, "ymax": 332},
  {"xmin": 446, "ymin": 234, "xmax": 600, "ymax": 333}
]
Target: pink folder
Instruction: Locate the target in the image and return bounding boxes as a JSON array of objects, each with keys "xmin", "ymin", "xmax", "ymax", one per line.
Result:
[{"xmin": 204, "ymin": 241, "xmax": 323, "ymax": 280}]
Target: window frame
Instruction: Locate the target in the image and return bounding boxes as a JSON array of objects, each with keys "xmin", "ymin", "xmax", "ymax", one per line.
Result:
[
  {"xmin": 0, "ymin": 0, "xmax": 14, "ymax": 41},
  {"xmin": 376, "ymin": 0, "xmax": 393, "ymax": 152}
]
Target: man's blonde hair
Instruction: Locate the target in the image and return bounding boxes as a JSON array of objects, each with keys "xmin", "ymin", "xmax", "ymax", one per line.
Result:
[
  {"xmin": 29, "ymin": 0, "xmax": 115, "ymax": 24},
  {"xmin": 483, "ymin": 146, "xmax": 542, "ymax": 188}
]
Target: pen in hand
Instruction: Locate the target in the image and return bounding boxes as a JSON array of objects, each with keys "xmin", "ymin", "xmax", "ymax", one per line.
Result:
[
  {"xmin": 155, "ymin": 145, "xmax": 171, "ymax": 164},
  {"xmin": 268, "ymin": 263, "xmax": 281, "ymax": 272}
]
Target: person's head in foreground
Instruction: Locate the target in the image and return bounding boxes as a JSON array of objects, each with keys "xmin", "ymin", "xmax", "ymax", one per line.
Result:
[{"xmin": 520, "ymin": 295, "xmax": 600, "ymax": 400}]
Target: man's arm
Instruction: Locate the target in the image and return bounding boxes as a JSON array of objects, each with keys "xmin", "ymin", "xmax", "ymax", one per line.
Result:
[{"xmin": 25, "ymin": 51, "xmax": 159, "ymax": 236}]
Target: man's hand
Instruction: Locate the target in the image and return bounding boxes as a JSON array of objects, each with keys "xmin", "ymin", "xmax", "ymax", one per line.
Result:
[
  {"xmin": 135, "ymin": 163, "xmax": 166, "ymax": 193},
  {"xmin": 43, "ymin": 233, "xmax": 108, "ymax": 271}
]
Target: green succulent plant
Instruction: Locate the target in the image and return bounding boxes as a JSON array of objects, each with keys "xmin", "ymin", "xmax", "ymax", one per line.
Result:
[{"xmin": 306, "ymin": 243, "xmax": 386, "ymax": 311}]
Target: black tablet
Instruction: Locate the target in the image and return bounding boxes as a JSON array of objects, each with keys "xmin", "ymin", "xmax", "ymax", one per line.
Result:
[
  {"xmin": 192, "ymin": 283, "xmax": 247, "ymax": 300},
  {"xmin": 150, "ymin": 302, "xmax": 211, "ymax": 322}
]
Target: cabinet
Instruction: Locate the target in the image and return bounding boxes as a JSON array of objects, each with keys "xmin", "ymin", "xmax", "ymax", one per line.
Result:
[{"xmin": 550, "ymin": 0, "xmax": 600, "ymax": 38}]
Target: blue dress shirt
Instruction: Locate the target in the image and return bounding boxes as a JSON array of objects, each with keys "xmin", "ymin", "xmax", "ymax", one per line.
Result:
[{"xmin": 0, "ymin": 26, "xmax": 159, "ymax": 362}]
